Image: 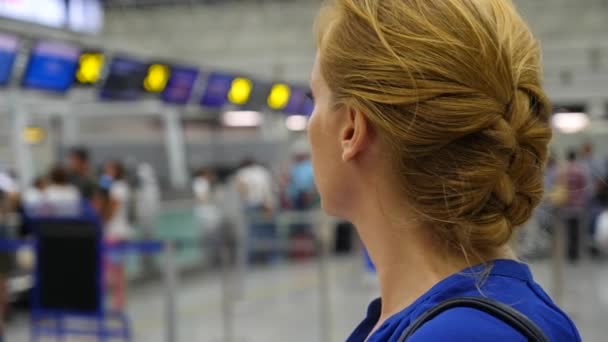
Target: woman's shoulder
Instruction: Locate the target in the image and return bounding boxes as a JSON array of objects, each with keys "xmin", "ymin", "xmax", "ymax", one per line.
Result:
[{"xmin": 407, "ymin": 303, "xmax": 579, "ymax": 342}]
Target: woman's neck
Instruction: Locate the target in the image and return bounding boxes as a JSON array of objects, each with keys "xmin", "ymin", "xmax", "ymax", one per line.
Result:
[
  {"xmin": 369, "ymin": 231, "xmax": 469, "ymax": 321},
  {"xmin": 351, "ymin": 198, "xmax": 514, "ymax": 328}
]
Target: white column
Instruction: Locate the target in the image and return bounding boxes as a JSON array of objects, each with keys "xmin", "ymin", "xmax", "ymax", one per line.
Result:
[
  {"xmin": 163, "ymin": 108, "xmax": 188, "ymax": 189},
  {"xmin": 588, "ymin": 97, "xmax": 606, "ymax": 120},
  {"xmin": 11, "ymin": 102, "xmax": 34, "ymax": 190},
  {"xmin": 62, "ymin": 112, "xmax": 80, "ymax": 147}
]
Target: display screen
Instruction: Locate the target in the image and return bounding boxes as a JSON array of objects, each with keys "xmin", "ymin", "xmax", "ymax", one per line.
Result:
[
  {"xmin": 100, "ymin": 56, "xmax": 148, "ymax": 100},
  {"xmin": 161, "ymin": 66, "xmax": 199, "ymax": 105},
  {"xmin": 302, "ymin": 97, "xmax": 315, "ymax": 116},
  {"xmin": 22, "ymin": 41, "xmax": 80, "ymax": 93},
  {"xmin": 283, "ymin": 87, "xmax": 307, "ymax": 115},
  {"xmin": 200, "ymin": 73, "xmax": 234, "ymax": 108},
  {"xmin": 0, "ymin": 33, "xmax": 18, "ymax": 86},
  {"xmin": 246, "ymin": 81, "xmax": 272, "ymax": 110}
]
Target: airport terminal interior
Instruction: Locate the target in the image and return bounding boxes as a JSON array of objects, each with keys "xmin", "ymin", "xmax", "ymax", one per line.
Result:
[{"xmin": 0, "ymin": 0, "xmax": 606, "ymax": 341}]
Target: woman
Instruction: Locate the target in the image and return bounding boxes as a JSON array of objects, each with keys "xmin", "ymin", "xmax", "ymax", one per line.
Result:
[
  {"xmin": 193, "ymin": 168, "xmax": 222, "ymax": 264},
  {"xmin": 308, "ymin": 0, "xmax": 580, "ymax": 341},
  {"xmin": 102, "ymin": 160, "xmax": 133, "ymax": 311},
  {"xmin": 135, "ymin": 162, "xmax": 160, "ymax": 238},
  {"xmin": 193, "ymin": 168, "xmax": 221, "ymax": 234}
]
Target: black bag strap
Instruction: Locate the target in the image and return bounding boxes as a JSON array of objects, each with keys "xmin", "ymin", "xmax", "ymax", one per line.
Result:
[{"xmin": 396, "ymin": 297, "xmax": 549, "ymax": 342}]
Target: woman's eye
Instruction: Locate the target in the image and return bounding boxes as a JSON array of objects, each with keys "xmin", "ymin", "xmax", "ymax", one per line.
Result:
[{"xmin": 306, "ymin": 90, "xmax": 315, "ymax": 101}]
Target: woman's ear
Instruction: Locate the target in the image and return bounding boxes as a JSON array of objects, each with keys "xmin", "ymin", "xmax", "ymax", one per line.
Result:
[{"xmin": 341, "ymin": 107, "xmax": 372, "ymax": 162}]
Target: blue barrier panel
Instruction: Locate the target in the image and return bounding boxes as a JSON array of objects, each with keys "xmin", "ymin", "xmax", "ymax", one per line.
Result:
[
  {"xmin": 0, "ymin": 239, "xmax": 33, "ymax": 251},
  {"xmin": 0, "ymin": 239, "xmax": 163, "ymax": 254},
  {"xmin": 106, "ymin": 240, "xmax": 164, "ymax": 255}
]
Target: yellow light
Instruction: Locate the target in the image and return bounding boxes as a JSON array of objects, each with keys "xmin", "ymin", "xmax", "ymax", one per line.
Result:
[
  {"xmin": 267, "ymin": 83, "xmax": 291, "ymax": 110},
  {"xmin": 228, "ymin": 77, "xmax": 253, "ymax": 105},
  {"xmin": 76, "ymin": 53, "xmax": 104, "ymax": 84},
  {"xmin": 23, "ymin": 127, "xmax": 45, "ymax": 144},
  {"xmin": 144, "ymin": 64, "xmax": 170, "ymax": 93}
]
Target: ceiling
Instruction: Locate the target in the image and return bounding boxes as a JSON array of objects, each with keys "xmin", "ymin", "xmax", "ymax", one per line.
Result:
[{"xmin": 102, "ymin": 0, "xmax": 302, "ymax": 9}]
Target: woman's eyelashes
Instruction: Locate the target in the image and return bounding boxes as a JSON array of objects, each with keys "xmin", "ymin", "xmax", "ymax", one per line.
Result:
[{"xmin": 306, "ymin": 90, "xmax": 315, "ymax": 102}]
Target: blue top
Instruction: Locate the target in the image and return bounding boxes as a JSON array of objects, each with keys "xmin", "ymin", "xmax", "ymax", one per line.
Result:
[
  {"xmin": 287, "ymin": 159, "xmax": 316, "ymax": 208},
  {"xmin": 347, "ymin": 260, "xmax": 581, "ymax": 342}
]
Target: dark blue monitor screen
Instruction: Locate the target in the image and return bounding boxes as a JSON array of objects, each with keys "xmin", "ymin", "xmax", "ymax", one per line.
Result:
[
  {"xmin": 302, "ymin": 97, "xmax": 314, "ymax": 116},
  {"xmin": 100, "ymin": 56, "xmax": 148, "ymax": 100},
  {"xmin": 161, "ymin": 66, "xmax": 199, "ymax": 105},
  {"xmin": 200, "ymin": 73, "xmax": 234, "ymax": 108},
  {"xmin": 0, "ymin": 33, "xmax": 18, "ymax": 86},
  {"xmin": 283, "ymin": 87, "xmax": 306, "ymax": 115},
  {"xmin": 23, "ymin": 41, "xmax": 80, "ymax": 93}
]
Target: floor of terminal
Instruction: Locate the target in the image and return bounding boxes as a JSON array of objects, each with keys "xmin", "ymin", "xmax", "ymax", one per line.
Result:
[{"xmin": 5, "ymin": 256, "xmax": 608, "ymax": 342}]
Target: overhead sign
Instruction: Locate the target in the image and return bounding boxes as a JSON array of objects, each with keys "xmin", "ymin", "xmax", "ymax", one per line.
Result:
[
  {"xmin": 22, "ymin": 41, "xmax": 80, "ymax": 93},
  {"xmin": 100, "ymin": 56, "xmax": 148, "ymax": 101},
  {"xmin": 302, "ymin": 97, "xmax": 314, "ymax": 116},
  {"xmin": 23, "ymin": 126, "xmax": 45, "ymax": 144},
  {"xmin": 0, "ymin": 33, "xmax": 18, "ymax": 86},
  {"xmin": 161, "ymin": 66, "xmax": 198, "ymax": 105},
  {"xmin": 200, "ymin": 73, "xmax": 233, "ymax": 108},
  {"xmin": 282, "ymin": 87, "xmax": 307, "ymax": 115}
]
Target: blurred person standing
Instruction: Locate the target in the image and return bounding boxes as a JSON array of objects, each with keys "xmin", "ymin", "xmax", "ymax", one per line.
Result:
[
  {"xmin": 133, "ymin": 163, "xmax": 160, "ymax": 275},
  {"xmin": 285, "ymin": 140, "xmax": 319, "ymax": 259},
  {"xmin": 134, "ymin": 163, "xmax": 160, "ymax": 239},
  {"xmin": 66, "ymin": 147, "xmax": 97, "ymax": 202},
  {"xmin": 193, "ymin": 169, "xmax": 222, "ymax": 255},
  {"xmin": 102, "ymin": 160, "xmax": 133, "ymax": 311},
  {"xmin": 286, "ymin": 140, "xmax": 317, "ymax": 210},
  {"xmin": 235, "ymin": 159, "xmax": 275, "ymax": 216},
  {"xmin": 525, "ymin": 156, "xmax": 562, "ymax": 258},
  {"xmin": 581, "ymin": 143, "xmax": 607, "ymax": 257},
  {"xmin": 0, "ymin": 169, "xmax": 19, "ymax": 341},
  {"xmin": 214, "ymin": 169, "xmax": 248, "ymax": 296},
  {"xmin": 235, "ymin": 159, "xmax": 275, "ymax": 261},
  {"xmin": 562, "ymin": 150, "xmax": 588, "ymax": 262},
  {"xmin": 22, "ymin": 176, "xmax": 48, "ymax": 208},
  {"xmin": 0, "ymin": 171, "xmax": 18, "ymax": 199},
  {"xmin": 41, "ymin": 166, "xmax": 81, "ymax": 216},
  {"xmin": 540, "ymin": 156, "xmax": 564, "ymax": 227},
  {"xmin": 581, "ymin": 143, "xmax": 606, "ymax": 188},
  {"xmin": 193, "ymin": 168, "xmax": 214, "ymax": 204}
]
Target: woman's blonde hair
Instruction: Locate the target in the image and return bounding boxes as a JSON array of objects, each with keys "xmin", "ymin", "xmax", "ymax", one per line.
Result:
[{"xmin": 316, "ymin": 0, "xmax": 552, "ymax": 258}]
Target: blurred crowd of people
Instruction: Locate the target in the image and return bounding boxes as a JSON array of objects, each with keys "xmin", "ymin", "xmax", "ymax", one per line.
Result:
[
  {"xmin": 0, "ymin": 139, "xmax": 320, "ymax": 337},
  {"xmin": 15, "ymin": 148, "xmax": 161, "ymax": 243},
  {"xmin": 191, "ymin": 139, "xmax": 319, "ymax": 262},
  {"xmin": 0, "ymin": 147, "xmax": 162, "ymax": 317},
  {"xmin": 537, "ymin": 143, "xmax": 608, "ymax": 261}
]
